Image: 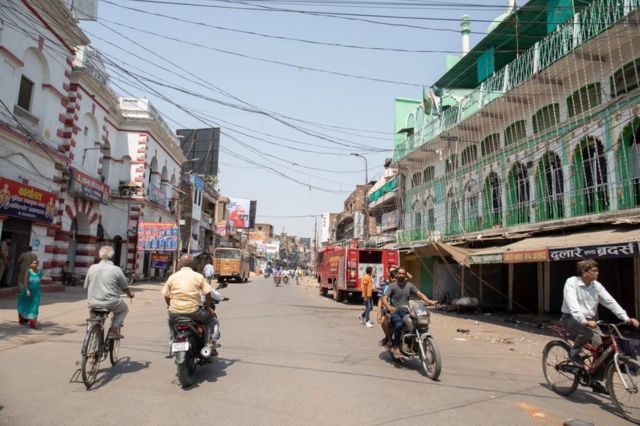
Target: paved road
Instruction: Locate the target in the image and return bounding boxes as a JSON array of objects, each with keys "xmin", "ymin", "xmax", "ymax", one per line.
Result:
[{"xmin": 0, "ymin": 277, "xmax": 633, "ymax": 425}]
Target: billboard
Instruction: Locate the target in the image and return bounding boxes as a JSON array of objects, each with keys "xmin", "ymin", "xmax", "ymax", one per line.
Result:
[
  {"xmin": 136, "ymin": 222, "xmax": 178, "ymax": 252},
  {"xmin": 227, "ymin": 198, "xmax": 251, "ymax": 228},
  {"xmin": 353, "ymin": 211, "xmax": 364, "ymax": 240},
  {"xmin": 321, "ymin": 213, "xmax": 331, "ymax": 243}
]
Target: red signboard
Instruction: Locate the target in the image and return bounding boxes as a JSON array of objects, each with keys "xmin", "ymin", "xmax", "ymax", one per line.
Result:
[{"xmin": 0, "ymin": 177, "xmax": 56, "ymax": 224}]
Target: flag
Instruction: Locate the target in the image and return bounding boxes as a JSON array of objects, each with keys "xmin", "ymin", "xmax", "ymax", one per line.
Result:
[{"xmin": 429, "ymin": 87, "xmax": 440, "ymax": 116}]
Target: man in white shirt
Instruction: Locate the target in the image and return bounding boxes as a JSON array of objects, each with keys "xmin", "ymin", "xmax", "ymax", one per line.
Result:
[
  {"xmin": 561, "ymin": 259, "xmax": 639, "ymax": 367},
  {"xmin": 203, "ymin": 258, "xmax": 214, "ymax": 286}
]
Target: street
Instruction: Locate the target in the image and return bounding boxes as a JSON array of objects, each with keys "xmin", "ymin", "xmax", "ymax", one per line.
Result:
[{"xmin": 0, "ymin": 277, "xmax": 632, "ymax": 425}]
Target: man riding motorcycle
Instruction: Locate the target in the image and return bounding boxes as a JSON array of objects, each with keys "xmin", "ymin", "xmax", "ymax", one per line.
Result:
[
  {"xmin": 381, "ymin": 267, "xmax": 436, "ymax": 360},
  {"xmin": 162, "ymin": 254, "xmax": 216, "ymax": 354}
]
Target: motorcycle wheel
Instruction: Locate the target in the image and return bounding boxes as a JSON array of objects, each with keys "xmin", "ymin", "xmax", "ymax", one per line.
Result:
[
  {"xmin": 542, "ymin": 340, "xmax": 579, "ymax": 396},
  {"xmin": 176, "ymin": 344, "xmax": 197, "ymax": 387},
  {"xmin": 419, "ymin": 335, "xmax": 442, "ymax": 380}
]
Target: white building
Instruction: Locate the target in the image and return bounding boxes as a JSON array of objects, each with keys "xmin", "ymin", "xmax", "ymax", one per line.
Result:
[{"xmin": 0, "ymin": 0, "xmax": 185, "ymax": 292}]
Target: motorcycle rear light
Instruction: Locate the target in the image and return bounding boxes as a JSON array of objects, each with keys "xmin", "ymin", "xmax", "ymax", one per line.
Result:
[{"xmin": 176, "ymin": 325, "xmax": 190, "ymax": 331}]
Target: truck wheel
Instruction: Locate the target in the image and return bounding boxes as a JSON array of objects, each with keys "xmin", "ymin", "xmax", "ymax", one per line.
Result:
[{"xmin": 319, "ymin": 287, "xmax": 328, "ymax": 296}]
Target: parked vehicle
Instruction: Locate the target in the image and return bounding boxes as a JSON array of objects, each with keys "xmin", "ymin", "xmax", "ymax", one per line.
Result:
[
  {"xmin": 316, "ymin": 240, "xmax": 398, "ymax": 302},
  {"xmin": 213, "ymin": 248, "xmax": 251, "ymax": 283},
  {"xmin": 543, "ymin": 321, "xmax": 640, "ymax": 422},
  {"xmin": 169, "ymin": 298, "xmax": 227, "ymax": 387},
  {"xmin": 392, "ymin": 302, "xmax": 441, "ymax": 380}
]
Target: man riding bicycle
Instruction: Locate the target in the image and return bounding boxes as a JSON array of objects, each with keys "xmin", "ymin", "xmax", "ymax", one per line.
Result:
[
  {"xmin": 84, "ymin": 246, "xmax": 134, "ymax": 339},
  {"xmin": 561, "ymin": 259, "xmax": 639, "ymax": 369}
]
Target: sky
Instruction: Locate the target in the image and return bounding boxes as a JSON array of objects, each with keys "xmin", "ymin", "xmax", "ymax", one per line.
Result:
[{"xmin": 78, "ymin": 0, "xmax": 505, "ymax": 239}]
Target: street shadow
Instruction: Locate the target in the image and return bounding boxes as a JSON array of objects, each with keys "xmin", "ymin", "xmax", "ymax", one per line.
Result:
[
  {"xmin": 540, "ymin": 382, "xmax": 626, "ymax": 420},
  {"xmin": 71, "ymin": 357, "xmax": 151, "ymax": 391},
  {"xmin": 177, "ymin": 356, "xmax": 237, "ymax": 390},
  {"xmin": 0, "ymin": 321, "xmax": 76, "ymax": 347},
  {"xmin": 377, "ymin": 350, "xmax": 432, "ymax": 380},
  {"xmin": 433, "ymin": 310, "xmax": 554, "ymax": 338}
]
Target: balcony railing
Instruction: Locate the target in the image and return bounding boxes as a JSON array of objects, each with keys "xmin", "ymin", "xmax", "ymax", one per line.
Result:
[{"xmin": 394, "ymin": 0, "xmax": 640, "ymax": 162}]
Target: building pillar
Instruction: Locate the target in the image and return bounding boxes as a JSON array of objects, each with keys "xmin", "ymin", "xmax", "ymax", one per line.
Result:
[
  {"xmin": 544, "ymin": 261, "xmax": 551, "ymax": 313},
  {"xmin": 478, "ymin": 264, "xmax": 483, "ymax": 305},
  {"xmin": 634, "ymin": 257, "xmax": 640, "ymax": 318},
  {"xmin": 537, "ymin": 262, "xmax": 544, "ymax": 316},
  {"xmin": 508, "ymin": 263, "xmax": 514, "ymax": 312}
]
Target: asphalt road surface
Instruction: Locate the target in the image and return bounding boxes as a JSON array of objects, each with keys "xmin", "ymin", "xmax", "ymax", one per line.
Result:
[{"xmin": 0, "ymin": 276, "xmax": 633, "ymax": 425}]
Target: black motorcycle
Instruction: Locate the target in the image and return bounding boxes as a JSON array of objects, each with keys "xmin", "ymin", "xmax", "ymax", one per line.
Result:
[
  {"xmin": 393, "ymin": 302, "xmax": 442, "ymax": 380},
  {"xmin": 169, "ymin": 298, "xmax": 227, "ymax": 387}
]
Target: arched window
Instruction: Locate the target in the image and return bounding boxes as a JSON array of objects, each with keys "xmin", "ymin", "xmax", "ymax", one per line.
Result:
[
  {"xmin": 482, "ymin": 172, "xmax": 502, "ymax": 229},
  {"xmin": 446, "ymin": 189, "xmax": 460, "ymax": 235},
  {"xmin": 463, "ymin": 180, "xmax": 480, "ymax": 232},
  {"xmin": 481, "ymin": 134, "xmax": 500, "ymax": 157},
  {"xmin": 507, "ymin": 163, "xmax": 530, "ymax": 225},
  {"xmin": 425, "ymin": 196, "xmax": 435, "ymax": 231},
  {"xmin": 567, "ymin": 83, "xmax": 602, "ymax": 117},
  {"xmin": 610, "ymin": 58, "xmax": 640, "ymax": 97},
  {"xmin": 504, "ymin": 120, "xmax": 527, "ymax": 146},
  {"xmin": 572, "ymin": 137, "xmax": 609, "ymax": 215},
  {"xmin": 423, "ymin": 166, "xmax": 435, "ymax": 184},
  {"xmin": 535, "ymin": 152, "xmax": 564, "ymax": 221},
  {"xmin": 461, "ymin": 145, "xmax": 478, "ymax": 167},
  {"xmin": 411, "ymin": 194, "xmax": 422, "ymax": 230},
  {"xmin": 616, "ymin": 118, "xmax": 640, "ymax": 208},
  {"xmin": 532, "ymin": 104, "xmax": 560, "ymax": 134}
]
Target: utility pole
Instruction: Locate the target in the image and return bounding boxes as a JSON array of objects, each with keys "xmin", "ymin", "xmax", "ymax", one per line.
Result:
[{"xmin": 350, "ymin": 153, "xmax": 369, "ymax": 241}]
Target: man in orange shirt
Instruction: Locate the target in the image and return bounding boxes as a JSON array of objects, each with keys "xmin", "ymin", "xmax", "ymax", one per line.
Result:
[{"xmin": 357, "ymin": 266, "xmax": 374, "ymax": 328}]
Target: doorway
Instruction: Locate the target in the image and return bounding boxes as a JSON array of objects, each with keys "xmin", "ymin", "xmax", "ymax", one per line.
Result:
[{"xmin": 0, "ymin": 218, "xmax": 32, "ymax": 286}]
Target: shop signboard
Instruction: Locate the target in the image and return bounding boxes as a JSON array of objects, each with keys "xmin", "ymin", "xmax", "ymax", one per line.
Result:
[
  {"xmin": 0, "ymin": 177, "xmax": 56, "ymax": 224},
  {"xmin": 69, "ymin": 168, "xmax": 109, "ymax": 204},
  {"xmin": 136, "ymin": 222, "xmax": 178, "ymax": 252},
  {"xmin": 503, "ymin": 249, "xmax": 549, "ymax": 263},
  {"xmin": 150, "ymin": 253, "xmax": 171, "ymax": 269},
  {"xmin": 148, "ymin": 184, "xmax": 167, "ymax": 208},
  {"xmin": 215, "ymin": 223, "xmax": 226, "ymax": 237},
  {"xmin": 549, "ymin": 242, "xmax": 638, "ymax": 261},
  {"xmin": 468, "ymin": 253, "xmax": 503, "ymax": 264},
  {"xmin": 381, "ymin": 210, "xmax": 398, "ymax": 231}
]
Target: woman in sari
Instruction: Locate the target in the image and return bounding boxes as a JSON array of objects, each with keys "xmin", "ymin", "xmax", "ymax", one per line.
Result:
[{"xmin": 18, "ymin": 258, "xmax": 42, "ymax": 328}]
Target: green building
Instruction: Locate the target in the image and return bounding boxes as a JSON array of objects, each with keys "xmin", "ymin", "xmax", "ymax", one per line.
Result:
[{"xmin": 392, "ymin": 0, "xmax": 640, "ymax": 317}]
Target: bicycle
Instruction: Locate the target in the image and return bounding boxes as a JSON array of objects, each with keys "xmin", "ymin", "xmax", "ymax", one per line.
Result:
[
  {"xmin": 543, "ymin": 321, "xmax": 640, "ymax": 423},
  {"xmin": 80, "ymin": 308, "xmax": 121, "ymax": 389}
]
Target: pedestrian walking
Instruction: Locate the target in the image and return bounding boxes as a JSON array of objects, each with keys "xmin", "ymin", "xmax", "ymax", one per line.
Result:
[
  {"xmin": 0, "ymin": 238, "xmax": 10, "ymax": 286},
  {"xmin": 358, "ymin": 266, "xmax": 374, "ymax": 328},
  {"xmin": 17, "ymin": 258, "xmax": 42, "ymax": 328},
  {"xmin": 203, "ymin": 257, "xmax": 214, "ymax": 286},
  {"xmin": 17, "ymin": 247, "xmax": 37, "ymax": 287}
]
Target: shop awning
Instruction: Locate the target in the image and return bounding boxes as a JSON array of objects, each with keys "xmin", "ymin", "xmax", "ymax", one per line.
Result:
[{"xmin": 467, "ymin": 228, "xmax": 640, "ymax": 264}]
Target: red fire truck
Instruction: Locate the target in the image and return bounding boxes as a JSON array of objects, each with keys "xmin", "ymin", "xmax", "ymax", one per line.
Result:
[{"xmin": 316, "ymin": 241, "xmax": 399, "ymax": 302}]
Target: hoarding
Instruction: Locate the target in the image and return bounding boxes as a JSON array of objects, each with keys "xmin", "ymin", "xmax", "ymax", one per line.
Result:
[
  {"xmin": 353, "ymin": 211, "xmax": 364, "ymax": 240},
  {"xmin": 321, "ymin": 213, "xmax": 331, "ymax": 243},
  {"xmin": 549, "ymin": 242, "xmax": 638, "ymax": 261},
  {"xmin": 0, "ymin": 177, "xmax": 56, "ymax": 224},
  {"xmin": 136, "ymin": 222, "xmax": 178, "ymax": 252},
  {"xmin": 226, "ymin": 198, "xmax": 251, "ymax": 228},
  {"xmin": 381, "ymin": 210, "xmax": 398, "ymax": 231}
]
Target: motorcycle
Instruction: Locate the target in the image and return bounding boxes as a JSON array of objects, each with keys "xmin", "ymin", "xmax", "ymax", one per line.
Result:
[
  {"xmin": 283, "ymin": 275, "xmax": 289, "ymax": 284},
  {"xmin": 169, "ymin": 298, "xmax": 228, "ymax": 387},
  {"xmin": 392, "ymin": 302, "xmax": 442, "ymax": 380},
  {"xmin": 274, "ymin": 273, "xmax": 281, "ymax": 286}
]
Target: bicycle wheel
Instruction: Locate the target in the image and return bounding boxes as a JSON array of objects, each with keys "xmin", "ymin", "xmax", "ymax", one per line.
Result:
[
  {"xmin": 542, "ymin": 340, "xmax": 578, "ymax": 396},
  {"xmin": 419, "ymin": 335, "xmax": 442, "ymax": 381},
  {"xmin": 108, "ymin": 337, "xmax": 120, "ymax": 366},
  {"xmin": 81, "ymin": 325, "xmax": 101, "ymax": 389},
  {"xmin": 607, "ymin": 357, "xmax": 640, "ymax": 423}
]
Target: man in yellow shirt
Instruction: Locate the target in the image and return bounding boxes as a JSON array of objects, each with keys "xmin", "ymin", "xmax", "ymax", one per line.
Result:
[
  {"xmin": 358, "ymin": 266, "xmax": 374, "ymax": 328},
  {"xmin": 162, "ymin": 254, "xmax": 215, "ymax": 350}
]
